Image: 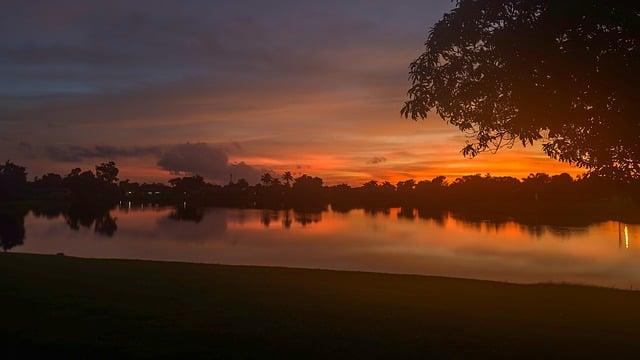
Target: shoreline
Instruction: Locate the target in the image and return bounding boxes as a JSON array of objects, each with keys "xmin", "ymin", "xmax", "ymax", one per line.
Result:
[{"xmin": 5, "ymin": 251, "xmax": 637, "ymax": 292}]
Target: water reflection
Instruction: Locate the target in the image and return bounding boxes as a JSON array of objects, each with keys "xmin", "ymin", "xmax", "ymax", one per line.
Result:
[
  {"xmin": 260, "ymin": 209, "xmax": 280, "ymax": 228},
  {"xmin": 397, "ymin": 207, "xmax": 416, "ymax": 220},
  {"xmin": 1, "ymin": 203, "xmax": 118, "ymax": 251},
  {"xmin": 45, "ymin": 202, "xmax": 118, "ymax": 237},
  {"xmin": 168, "ymin": 206, "xmax": 205, "ymax": 223},
  {"xmin": 364, "ymin": 208, "xmax": 391, "ymax": 217},
  {"xmin": 0, "ymin": 207, "xmax": 26, "ymax": 251},
  {"xmin": 3, "ymin": 204, "xmax": 640, "ymax": 288},
  {"xmin": 618, "ymin": 224, "xmax": 638, "ymax": 250},
  {"xmin": 2, "ymin": 203, "xmax": 635, "ymax": 245},
  {"xmin": 294, "ymin": 211, "xmax": 322, "ymax": 226}
]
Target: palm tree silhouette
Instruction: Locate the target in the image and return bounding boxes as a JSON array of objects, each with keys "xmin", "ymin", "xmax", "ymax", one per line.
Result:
[
  {"xmin": 282, "ymin": 171, "xmax": 294, "ymax": 187},
  {"xmin": 260, "ymin": 173, "xmax": 274, "ymax": 186}
]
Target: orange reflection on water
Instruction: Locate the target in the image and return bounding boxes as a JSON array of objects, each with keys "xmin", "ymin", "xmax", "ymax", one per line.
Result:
[{"xmin": 17, "ymin": 207, "xmax": 640, "ymax": 289}]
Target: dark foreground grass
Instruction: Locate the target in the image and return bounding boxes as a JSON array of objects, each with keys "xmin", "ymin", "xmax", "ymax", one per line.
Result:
[{"xmin": 2, "ymin": 253, "xmax": 640, "ymax": 358}]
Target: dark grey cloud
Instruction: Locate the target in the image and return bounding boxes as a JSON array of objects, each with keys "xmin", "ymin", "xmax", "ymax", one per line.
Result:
[
  {"xmin": 17, "ymin": 141, "xmax": 262, "ymax": 183},
  {"xmin": 367, "ymin": 156, "xmax": 387, "ymax": 165},
  {"xmin": 157, "ymin": 143, "xmax": 263, "ymax": 184},
  {"xmin": 19, "ymin": 142, "xmax": 164, "ymax": 162}
]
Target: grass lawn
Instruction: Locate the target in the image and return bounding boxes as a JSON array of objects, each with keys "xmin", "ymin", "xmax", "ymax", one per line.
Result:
[{"xmin": 2, "ymin": 252, "xmax": 640, "ymax": 358}]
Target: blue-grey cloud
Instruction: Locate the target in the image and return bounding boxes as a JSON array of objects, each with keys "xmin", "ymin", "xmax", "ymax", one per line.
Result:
[
  {"xmin": 18, "ymin": 142, "xmax": 164, "ymax": 162},
  {"xmin": 17, "ymin": 141, "xmax": 261, "ymax": 183},
  {"xmin": 157, "ymin": 143, "xmax": 263, "ymax": 184}
]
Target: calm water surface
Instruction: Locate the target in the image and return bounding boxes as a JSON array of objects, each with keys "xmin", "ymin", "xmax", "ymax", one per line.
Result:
[{"xmin": 11, "ymin": 205, "xmax": 640, "ymax": 288}]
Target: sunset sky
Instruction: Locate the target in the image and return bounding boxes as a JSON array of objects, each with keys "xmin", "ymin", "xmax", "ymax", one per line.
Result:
[{"xmin": 0, "ymin": 0, "xmax": 583, "ymax": 185}]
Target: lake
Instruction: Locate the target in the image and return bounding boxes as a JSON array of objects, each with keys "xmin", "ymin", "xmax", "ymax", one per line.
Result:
[{"xmin": 5, "ymin": 204, "xmax": 640, "ymax": 288}]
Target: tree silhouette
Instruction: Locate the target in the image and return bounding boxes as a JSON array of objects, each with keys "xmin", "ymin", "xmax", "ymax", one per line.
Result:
[
  {"xmin": 6, "ymin": 157, "xmax": 640, "ymax": 224},
  {"xmin": 63, "ymin": 168, "xmax": 98, "ymax": 198},
  {"xmin": 270, "ymin": 177, "xmax": 282, "ymax": 187},
  {"xmin": 396, "ymin": 180, "xmax": 416, "ymax": 194},
  {"xmin": 260, "ymin": 173, "xmax": 274, "ymax": 186},
  {"xmin": 33, "ymin": 173, "xmax": 63, "ymax": 188},
  {"xmin": 282, "ymin": 171, "xmax": 294, "ymax": 187},
  {"xmin": 0, "ymin": 161, "xmax": 28, "ymax": 200},
  {"xmin": 235, "ymin": 178, "xmax": 249, "ymax": 190},
  {"xmin": 169, "ymin": 175, "xmax": 206, "ymax": 194},
  {"xmin": 403, "ymin": 0, "xmax": 640, "ymax": 180},
  {"xmin": 96, "ymin": 161, "xmax": 119, "ymax": 185}
]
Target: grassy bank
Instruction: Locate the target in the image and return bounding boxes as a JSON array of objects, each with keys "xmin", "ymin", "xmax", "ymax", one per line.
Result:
[{"xmin": 2, "ymin": 253, "xmax": 640, "ymax": 358}]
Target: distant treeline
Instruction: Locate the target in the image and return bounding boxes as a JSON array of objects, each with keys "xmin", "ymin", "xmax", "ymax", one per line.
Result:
[
  {"xmin": 3, "ymin": 160, "xmax": 640, "ymax": 251},
  {"xmin": 1, "ymin": 161, "xmax": 640, "ymax": 218}
]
